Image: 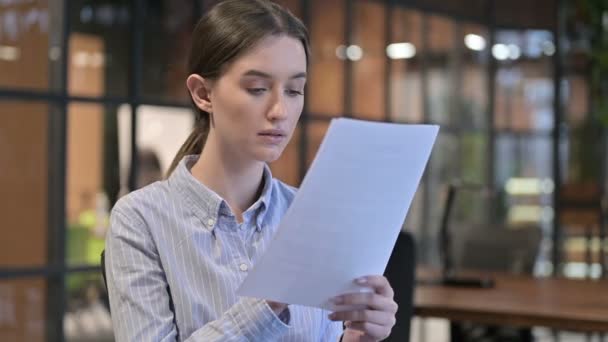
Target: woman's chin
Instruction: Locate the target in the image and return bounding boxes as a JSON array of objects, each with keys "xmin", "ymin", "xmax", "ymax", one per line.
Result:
[{"xmin": 252, "ymin": 147, "xmax": 284, "ymax": 163}]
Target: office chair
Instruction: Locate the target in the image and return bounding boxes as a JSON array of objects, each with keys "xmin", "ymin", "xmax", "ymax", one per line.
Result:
[
  {"xmin": 438, "ymin": 181, "xmax": 542, "ymax": 342},
  {"xmin": 453, "ymin": 224, "xmax": 542, "ymax": 275},
  {"xmin": 101, "ymin": 250, "xmax": 108, "ymax": 292},
  {"xmin": 383, "ymin": 231, "xmax": 416, "ymax": 342},
  {"xmin": 453, "ymin": 225, "xmax": 541, "ymax": 342},
  {"xmin": 100, "ymin": 250, "xmax": 110, "ymax": 313}
]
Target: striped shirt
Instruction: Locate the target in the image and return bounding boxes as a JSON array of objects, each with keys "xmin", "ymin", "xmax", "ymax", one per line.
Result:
[{"xmin": 105, "ymin": 155, "xmax": 343, "ymax": 341}]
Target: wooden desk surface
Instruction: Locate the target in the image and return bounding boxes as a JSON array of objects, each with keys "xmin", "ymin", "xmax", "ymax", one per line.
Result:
[{"xmin": 415, "ymin": 272, "xmax": 608, "ymax": 332}]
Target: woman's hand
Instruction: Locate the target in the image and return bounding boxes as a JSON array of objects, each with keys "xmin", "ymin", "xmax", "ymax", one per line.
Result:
[{"xmin": 329, "ymin": 276, "xmax": 397, "ymax": 342}]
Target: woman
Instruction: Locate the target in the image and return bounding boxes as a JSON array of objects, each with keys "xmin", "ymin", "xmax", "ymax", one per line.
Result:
[{"xmin": 105, "ymin": 1, "xmax": 398, "ymax": 341}]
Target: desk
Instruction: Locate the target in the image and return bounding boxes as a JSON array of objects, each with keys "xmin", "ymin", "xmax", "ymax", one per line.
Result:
[{"xmin": 415, "ymin": 272, "xmax": 608, "ymax": 332}]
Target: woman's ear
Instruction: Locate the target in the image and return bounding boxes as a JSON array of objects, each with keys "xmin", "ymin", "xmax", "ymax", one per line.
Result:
[{"xmin": 186, "ymin": 74, "xmax": 213, "ymax": 113}]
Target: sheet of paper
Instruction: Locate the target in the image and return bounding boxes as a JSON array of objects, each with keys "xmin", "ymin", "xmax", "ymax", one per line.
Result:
[{"xmin": 237, "ymin": 118, "xmax": 438, "ymax": 311}]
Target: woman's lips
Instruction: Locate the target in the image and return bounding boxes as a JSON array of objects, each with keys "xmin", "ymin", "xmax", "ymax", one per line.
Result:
[{"xmin": 258, "ymin": 132, "xmax": 286, "ymax": 145}]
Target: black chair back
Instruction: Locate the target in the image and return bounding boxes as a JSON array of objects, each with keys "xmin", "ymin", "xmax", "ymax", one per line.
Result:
[
  {"xmin": 383, "ymin": 231, "xmax": 416, "ymax": 342},
  {"xmin": 101, "ymin": 250, "xmax": 108, "ymax": 292}
]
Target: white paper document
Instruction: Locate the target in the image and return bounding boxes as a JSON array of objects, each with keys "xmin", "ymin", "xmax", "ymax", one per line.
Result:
[{"xmin": 237, "ymin": 118, "xmax": 438, "ymax": 311}]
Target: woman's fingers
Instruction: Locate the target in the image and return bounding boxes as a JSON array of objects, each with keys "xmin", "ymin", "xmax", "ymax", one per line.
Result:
[
  {"xmin": 329, "ymin": 309, "xmax": 395, "ymax": 326},
  {"xmin": 331, "ymin": 292, "xmax": 398, "ymax": 313},
  {"xmin": 329, "ymin": 275, "xmax": 398, "ymax": 341},
  {"xmin": 356, "ymin": 275, "xmax": 394, "ymax": 298},
  {"xmin": 345, "ymin": 320, "xmax": 392, "ymax": 340}
]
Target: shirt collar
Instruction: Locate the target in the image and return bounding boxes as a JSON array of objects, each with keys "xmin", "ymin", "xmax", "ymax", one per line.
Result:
[{"xmin": 169, "ymin": 155, "xmax": 273, "ymax": 232}]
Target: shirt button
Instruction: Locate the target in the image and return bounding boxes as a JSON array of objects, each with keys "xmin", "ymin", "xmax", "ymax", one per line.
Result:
[
  {"xmin": 239, "ymin": 263, "xmax": 249, "ymax": 272},
  {"xmin": 207, "ymin": 218, "xmax": 215, "ymax": 227}
]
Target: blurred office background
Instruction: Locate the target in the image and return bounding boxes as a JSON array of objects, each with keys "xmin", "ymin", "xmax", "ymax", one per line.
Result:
[{"xmin": 0, "ymin": 0, "xmax": 607, "ymax": 341}]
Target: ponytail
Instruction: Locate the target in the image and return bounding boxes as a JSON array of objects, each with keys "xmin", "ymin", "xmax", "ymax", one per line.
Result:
[{"xmin": 165, "ymin": 112, "xmax": 210, "ymax": 178}]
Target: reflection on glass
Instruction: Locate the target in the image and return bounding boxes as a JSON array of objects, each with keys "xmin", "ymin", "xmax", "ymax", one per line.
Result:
[
  {"xmin": 519, "ymin": 136, "xmax": 552, "ymax": 180},
  {"xmin": 390, "ymin": 8, "xmax": 422, "ymax": 123},
  {"xmin": 561, "ymin": 42, "xmax": 598, "ymax": 187},
  {"xmin": 68, "ymin": 33, "xmax": 105, "ymax": 97},
  {"xmin": 426, "ymin": 15, "xmax": 456, "ymax": 125},
  {"xmin": 308, "ymin": 0, "xmax": 344, "ymax": 116},
  {"xmin": 427, "ymin": 67, "xmax": 452, "ymax": 125},
  {"xmin": 427, "ymin": 132, "xmax": 459, "ymax": 226},
  {"xmin": 305, "ymin": 120, "xmax": 329, "ymax": 168},
  {"xmin": 270, "ymin": 124, "xmax": 301, "ymax": 187},
  {"xmin": 0, "ymin": 278, "xmax": 46, "ymax": 342},
  {"xmin": 495, "ymin": 134, "xmax": 554, "ymax": 224},
  {"xmin": 428, "ymin": 15, "xmax": 455, "ymax": 53},
  {"xmin": 64, "ymin": 272, "xmax": 113, "ymax": 342},
  {"xmin": 136, "ymin": 105, "xmax": 195, "ymax": 178},
  {"xmin": 460, "ymin": 132, "xmax": 486, "ymax": 184},
  {"xmin": 352, "ymin": 0, "xmax": 385, "ymax": 120},
  {"xmin": 495, "ymin": 66, "xmax": 554, "ymax": 131},
  {"xmin": 424, "ymin": 131, "xmax": 478, "ymax": 267},
  {"xmin": 116, "ymin": 104, "xmax": 132, "ymax": 193},
  {"xmin": 495, "ymin": 134, "xmax": 554, "ymax": 274},
  {"xmin": 0, "ymin": 101, "xmax": 49, "ymax": 267},
  {"xmin": 495, "ymin": 62, "xmax": 553, "ymax": 131},
  {"xmin": 461, "ymin": 65, "xmax": 487, "ymax": 128},
  {"xmin": 140, "ymin": 0, "xmax": 197, "ymax": 103},
  {"xmin": 67, "ymin": 103, "xmax": 129, "ymax": 266},
  {"xmin": 495, "ymin": 135, "xmax": 517, "ymax": 187},
  {"xmin": 69, "ymin": 1, "xmax": 131, "ymax": 97},
  {"xmin": 450, "ymin": 186, "xmax": 498, "ymax": 228},
  {"xmin": 0, "ymin": 1, "xmax": 61, "ymax": 90},
  {"xmin": 494, "ymin": 30, "xmax": 554, "ymax": 132},
  {"xmin": 460, "ymin": 23, "xmax": 488, "ymax": 130},
  {"xmin": 564, "ymin": 75, "xmax": 588, "ymax": 125}
]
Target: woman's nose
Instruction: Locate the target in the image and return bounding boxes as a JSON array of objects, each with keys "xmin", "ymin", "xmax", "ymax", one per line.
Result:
[{"xmin": 267, "ymin": 93, "xmax": 288, "ymax": 120}]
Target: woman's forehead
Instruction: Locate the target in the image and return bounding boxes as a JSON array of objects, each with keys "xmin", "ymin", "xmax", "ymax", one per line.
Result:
[{"xmin": 227, "ymin": 35, "xmax": 307, "ymax": 79}]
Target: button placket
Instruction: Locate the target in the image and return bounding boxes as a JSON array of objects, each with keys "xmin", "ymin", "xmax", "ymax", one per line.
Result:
[{"xmin": 231, "ymin": 222, "xmax": 252, "ymax": 273}]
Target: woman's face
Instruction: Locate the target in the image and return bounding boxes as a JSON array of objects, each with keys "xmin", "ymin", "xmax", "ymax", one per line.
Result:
[{"xmin": 207, "ymin": 35, "xmax": 307, "ymax": 163}]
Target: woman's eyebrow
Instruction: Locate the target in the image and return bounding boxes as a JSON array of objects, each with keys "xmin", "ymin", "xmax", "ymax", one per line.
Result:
[
  {"xmin": 242, "ymin": 69, "xmax": 307, "ymax": 79},
  {"xmin": 289, "ymin": 72, "xmax": 307, "ymax": 79}
]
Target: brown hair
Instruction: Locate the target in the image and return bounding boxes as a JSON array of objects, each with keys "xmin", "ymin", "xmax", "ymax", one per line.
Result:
[{"xmin": 166, "ymin": 0, "xmax": 310, "ymax": 177}]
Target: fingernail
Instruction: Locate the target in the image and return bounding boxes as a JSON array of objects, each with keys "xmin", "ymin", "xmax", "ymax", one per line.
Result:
[
  {"xmin": 355, "ymin": 277, "xmax": 367, "ymax": 284},
  {"xmin": 331, "ymin": 296, "xmax": 343, "ymax": 304}
]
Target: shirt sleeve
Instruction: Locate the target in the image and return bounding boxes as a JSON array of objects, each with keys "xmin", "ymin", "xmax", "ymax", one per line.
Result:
[{"xmin": 105, "ymin": 205, "xmax": 291, "ymax": 342}]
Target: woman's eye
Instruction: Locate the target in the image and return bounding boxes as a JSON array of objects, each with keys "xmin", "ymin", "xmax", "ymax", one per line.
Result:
[
  {"xmin": 286, "ymin": 89, "xmax": 304, "ymax": 97},
  {"xmin": 247, "ymin": 88, "xmax": 267, "ymax": 95}
]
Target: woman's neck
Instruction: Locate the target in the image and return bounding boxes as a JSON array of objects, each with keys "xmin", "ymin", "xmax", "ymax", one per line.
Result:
[{"xmin": 190, "ymin": 134, "xmax": 265, "ymax": 223}]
